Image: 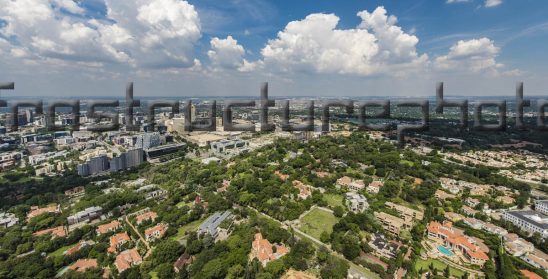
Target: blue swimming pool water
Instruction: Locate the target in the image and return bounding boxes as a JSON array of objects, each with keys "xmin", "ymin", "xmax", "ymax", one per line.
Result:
[{"xmin": 438, "ymin": 245, "xmax": 454, "ymax": 256}]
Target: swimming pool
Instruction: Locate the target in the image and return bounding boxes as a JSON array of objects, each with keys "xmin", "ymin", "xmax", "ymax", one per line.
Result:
[{"xmin": 437, "ymin": 245, "xmax": 454, "ymax": 256}]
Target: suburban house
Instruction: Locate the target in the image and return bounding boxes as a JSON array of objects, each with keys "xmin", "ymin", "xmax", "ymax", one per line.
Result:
[
  {"xmin": 108, "ymin": 232, "xmax": 130, "ymax": 253},
  {"xmin": 144, "ymin": 223, "xmax": 168, "ymax": 242},
  {"xmin": 96, "ymin": 220, "xmax": 121, "ymax": 235},
  {"xmin": 27, "ymin": 204, "xmax": 60, "ymax": 220},
  {"xmin": 33, "ymin": 226, "xmax": 66, "ymax": 239},
  {"xmin": 250, "ymin": 232, "xmax": 289, "ymax": 266},
  {"xmin": 345, "ymin": 192, "xmax": 369, "ymax": 213},
  {"xmin": 374, "ymin": 212, "xmax": 411, "ymax": 235},
  {"xmin": 367, "ymin": 180, "xmax": 384, "ymax": 194},
  {"xmin": 115, "ymin": 249, "xmax": 143, "ymax": 273},
  {"xmin": 68, "ymin": 259, "xmax": 98, "ymax": 273},
  {"xmin": 292, "ymin": 180, "xmax": 312, "ymax": 199},
  {"xmin": 427, "ymin": 221, "xmax": 489, "ymax": 267},
  {"xmin": 135, "ymin": 211, "xmax": 158, "ymax": 225}
]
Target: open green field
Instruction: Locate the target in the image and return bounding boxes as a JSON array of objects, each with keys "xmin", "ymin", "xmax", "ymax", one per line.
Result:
[
  {"xmin": 171, "ymin": 219, "xmax": 204, "ymax": 241},
  {"xmin": 49, "ymin": 244, "xmax": 73, "ymax": 257},
  {"xmin": 176, "ymin": 200, "xmax": 193, "ymax": 209},
  {"xmin": 415, "ymin": 259, "xmax": 466, "ymax": 277},
  {"xmin": 298, "ymin": 208, "xmax": 339, "ymax": 240},
  {"xmin": 323, "ymin": 193, "xmax": 344, "ymax": 208}
]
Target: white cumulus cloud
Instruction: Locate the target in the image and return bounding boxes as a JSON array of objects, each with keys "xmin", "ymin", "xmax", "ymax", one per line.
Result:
[
  {"xmin": 0, "ymin": 0, "xmax": 202, "ymax": 70},
  {"xmin": 258, "ymin": 7, "xmax": 428, "ymax": 76},
  {"xmin": 434, "ymin": 37, "xmax": 517, "ymax": 75},
  {"xmin": 208, "ymin": 36, "xmax": 245, "ymax": 69},
  {"xmin": 485, "ymin": 0, "xmax": 502, "ymax": 7}
]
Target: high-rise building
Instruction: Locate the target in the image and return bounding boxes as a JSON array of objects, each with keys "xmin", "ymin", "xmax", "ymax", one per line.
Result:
[
  {"xmin": 135, "ymin": 133, "xmax": 161, "ymax": 150},
  {"xmin": 126, "ymin": 148, "xmax": 144, "ymax": 168}
]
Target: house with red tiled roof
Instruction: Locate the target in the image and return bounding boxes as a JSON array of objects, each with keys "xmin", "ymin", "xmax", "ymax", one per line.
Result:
[
  {"xmin": 274, "ymin": 171, "xmax": 289, "ymax": 181},
  {"xmin": 115, "ymin": 249, "xmax": 142, "ymax": 273},
  {"xmin": 68, "ymin": 259, "xmax": 98, "ymax": 273},
  {"xmin": 336, "ymin": 176, "xmax": 352, "ymax": 189},
  {"xmin": 174, "ymin": 253, "xmax": 194, "ymax": 273},
  {"xmin": 427, "ymin": 221, "xmax": 489, "ymax": 267},
  {"xmin": 33, "ymin": 226, "xmax": 66, "ymax": 239},
  {"xmin": 108, "ymin": 232, "xmax": 130, "ymax": 253},
  {"xmin": 65, "ymin": 240, "xmax": 93, "ymax": 257},
  {"xmin": 144, "ymin": 223, "xmax": 168, "ymax": 242},
  {"xmin": 217, "ymin": 180, "xmax": 230, "ymax": 193},
  {"xmin": 292, "ymin": 180, "xmax": 312, "ymax": 199},
  {"xmin": 27, "ymin": 204, "xmax": 60, "ymax": 221},
  {"xmin": 135, "ymin": 211, "xmax": 158, "ymax": 225},
  {"xmin": 96, "ymin": 220, "xmax": 121, "ymax": 235},
  {"xmin": 250, "ymin": 232, "xmax": 289, "ymax": 266},
  {"xmin": 367, "ymin": 180, "xmax": 384, "ymax": 194},
  {"xmin": 520, "ymin": 269, "xmax": 543, "ymax": 279}
]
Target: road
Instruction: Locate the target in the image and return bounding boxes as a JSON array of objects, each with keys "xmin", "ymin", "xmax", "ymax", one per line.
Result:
[
  {"xmin": 125, "ymin": 216, "xmax": 152, "ymax": 258},
  {"xmin": 248, "ymin": 206, "xmax": 379, "ymax": 279}
]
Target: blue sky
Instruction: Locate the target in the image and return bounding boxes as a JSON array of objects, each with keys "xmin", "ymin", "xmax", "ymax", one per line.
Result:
[{"xmin": 0, "ymin": 0, "xmax": 547, "ymax": 97}]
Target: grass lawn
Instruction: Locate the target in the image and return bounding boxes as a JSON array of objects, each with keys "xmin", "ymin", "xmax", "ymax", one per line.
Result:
[
  {"xmin": 149, "ymin": 272, "xmax": 159, "ymax": 279},
  {"xmin": 176, "ymin": 201, "xmax": 192, "ymax": 209},
  {"xmin": 298, "ymin": 208, "xmax": 339, "ymax": 240},
  {"xmin": 323, "ymin": 194, "xmax": 344, "ymax": 208},
  {"xmin": 171, "ymin": 219, "xmax": 204, "ymax": 241},
  {"xmin": 49, "ymin": 244, "xmax": 73, "ymax": 257},
  {"xmin": 415, "ymin": 259, "xmax": 466, "ymax": 277}
]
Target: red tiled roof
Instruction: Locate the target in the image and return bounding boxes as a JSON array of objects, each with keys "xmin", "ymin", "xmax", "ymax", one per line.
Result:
[
  {"xmin": 520, "ymin": 270, "xmax": 543, "ymax": 279},
  {"xmin": 428, "ymin": 221, "xmax": 489, "ymax": 261},
  {"xmin": 108, "ymin": 232, "xmax": 130, "ymax": 253},
  {"xmin": 250, "ymin": 232, "xmax": 289, "ymax": 265},
  {"xmin": 33, "ymin": 226, "xmax": 66, "ymax": 238},
  {"xmin": 135, "ymin": 211, "xmax": 157, "ymax": 224},
  {"xmin": 69, "ymin": 259, "xmax": 98, "ymax": 272},
  {"xmin": 97, "ymin": 220, "xmax": 121, "ymax": 235},
  {"xmin": 115, "ymin": 249, "xmax": 142, "ymax": 273}
]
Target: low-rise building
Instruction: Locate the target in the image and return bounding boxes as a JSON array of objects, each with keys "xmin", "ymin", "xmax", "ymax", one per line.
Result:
[
  {"xmin": 292, "ymin": 180, "xmax": 312, "ymax": 199},
  {"xmin": 345, "ymin": 192, "xmax": 369, "ymax": 213},
  {"xmin": 427, "ymin": 221, "xmax": 489, "ymax": 267},
  {"xmin": 96, "ymin": 220, "xmax": 122, "ymax": 235},
  {"xmin": 367, "ymin": 181, "xmax": 383, "ymax": 194},
  {"xmin": 374, "ymin": 212, "xmax": 410, "ymax": 235},
  {"xmin": 522, "ymin": 249, "xmax": 548, "ymax": 273},
  {"xmin": 385, "ymin": 202, "xmax": 424, "ymax": 222},
  {"xmin": 250, "ymin": 232, "xmax": 289, "ymax": 266},
  {"xmin": 535, "ymin": 200, "xmax": 548, "ymax": 215},
  {"xmin": 462, "ymin": 205, "xmax": 478, "ymax": 216},
  {"xmin": 464, "ymin": 218, "xmax": 485, "ymax": 230},
  {"xmin": 368, "ymin": 233, "xmax": 401, "ymax": 259},
  {"xmin": 502, "ymin": 210, "xmax": 548, "ymax": 238},
  {"xmin": 27, "ymin": 204, "xmax": 60, "ymax": 221},
  {"xmin": 65, "ymin": 240, "xmax": 94, "ymax": 256},
  {"xmin": 0, "ymin": 212, "xmax": 18, "ymax": 228},
  {"xmin": 108, "ymin": 232, "xmax": 130, "ymax": 253},
  {"xmin": 67, "ymin": 206, "xmax": 102, "ymax": 225},
  {"xmin": 435, "ymin": 190, "xmax": 456, "ymax": 201},
  {"xmin": 144, "ymin": 223, "xmax": 168, "ymax": 242},
  {"xmin": 33, "ymin": 226, "xmax": 66, "ymax": 239},
  {"xmin": 197, "ymin": 211, "xmax": 233, "ymax": 239},
  {"xmin": 444, "ymin": 212, "xmax": 464, "ymax": 222},
  {"xmin": 465, "ymin": 197, "xmax": 481, "ymax": 208},
  {"xmin": 65, "ymin": 186, "xmax": 85, "ymax": 197},
  {"xmin": 504, "ymin": 233, "xmax": 535, "ymax": 256},
  {"xmin": 115, "ymin": 249, "xmax": 142, "ymax": 273},
  {"xmin": 135, "ymin": 211, "xmax": 158, "ymax": 225},
  {"xmin": 174, "ymin": 253, "xmax": 193, "ymax": 273},
  {"xmin": 68, "ymin": 259, "xmax": 98, "ymax": 273}
]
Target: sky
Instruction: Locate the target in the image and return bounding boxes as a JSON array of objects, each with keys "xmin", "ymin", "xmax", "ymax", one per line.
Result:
[{"xmin": 0, "ymin": 0, "xmax": 548, "ymax": 97}]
